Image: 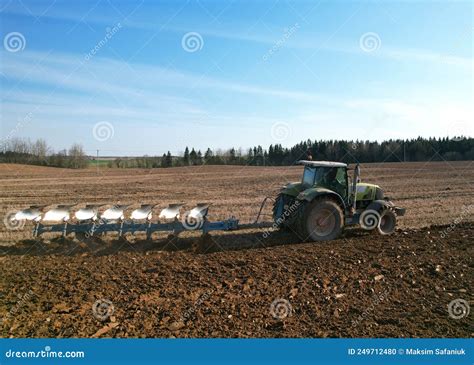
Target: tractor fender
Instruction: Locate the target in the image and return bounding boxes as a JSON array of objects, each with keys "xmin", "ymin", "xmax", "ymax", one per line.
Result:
[
  {"xmin": 365, "ymin": 200, "xmax": 393, "ymax": 213},
  {"xmin": 296, "ymin": 187, "xmax": 346, "ymax": 209},
  {"xmin": 281, "ymin": 182, "xmax": 304, "ymax": 197}
]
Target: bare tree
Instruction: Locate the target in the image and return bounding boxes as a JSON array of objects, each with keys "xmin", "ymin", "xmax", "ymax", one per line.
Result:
[
  {"xmin": 67, "ymin": 143, "xmax": 88, "ymax": 169},
  {"xmin": 31, "ymin": 139, "xmax": 49, "ymax": 160}
]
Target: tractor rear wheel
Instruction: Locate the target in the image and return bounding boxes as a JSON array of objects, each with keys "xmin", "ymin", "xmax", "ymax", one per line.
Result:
[{"xmin": 298, "ymin": 198, "xmax": 343, "ymax": 241}]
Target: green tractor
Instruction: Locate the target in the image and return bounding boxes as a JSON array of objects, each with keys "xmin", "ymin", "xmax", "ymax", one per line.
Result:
[{"xmin": 273, "ymin": 161, "xmax": 405, "ymax": 241}]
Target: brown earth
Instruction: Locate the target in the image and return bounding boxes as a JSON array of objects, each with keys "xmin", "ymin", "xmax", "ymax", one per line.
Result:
[{"xmin": 0, "ymin": 161, "xmax": 473, "ymax": 338}]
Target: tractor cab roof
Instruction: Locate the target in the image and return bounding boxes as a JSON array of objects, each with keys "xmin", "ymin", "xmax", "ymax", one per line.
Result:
[{"xmin": 298, "ymin": 160, "xmax": 347, "ymax": 168}]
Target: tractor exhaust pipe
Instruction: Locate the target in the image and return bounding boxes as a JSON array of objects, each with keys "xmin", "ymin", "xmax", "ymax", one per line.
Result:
[{"xmin": 351, "ymin": 164, "xmax": 360, "ymax": 212}]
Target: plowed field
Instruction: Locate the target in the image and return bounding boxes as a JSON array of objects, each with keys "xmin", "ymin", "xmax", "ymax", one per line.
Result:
[{"xmin": 1, "ymin": 161, "xmax": 472, "ymax": 338}]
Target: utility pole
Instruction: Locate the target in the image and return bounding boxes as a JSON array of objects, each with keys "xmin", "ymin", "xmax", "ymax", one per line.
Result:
[{"xmin": 96, "ymin": 149, "xmax": 99, "ymax": 174}]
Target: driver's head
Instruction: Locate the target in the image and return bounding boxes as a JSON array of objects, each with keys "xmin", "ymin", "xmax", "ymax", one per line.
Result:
[{"xmin": 325, "ymin": 168, "xmax": 337, "ymax": 181}]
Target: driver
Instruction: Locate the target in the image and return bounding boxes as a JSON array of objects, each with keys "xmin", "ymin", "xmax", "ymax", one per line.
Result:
[
  {"xmin": 323, "ymin": 167, "xmax": 338, "ymax": 184},
  {"xmin": 322, "ymin": 167, "xmax": 346, "ymax": 198}
]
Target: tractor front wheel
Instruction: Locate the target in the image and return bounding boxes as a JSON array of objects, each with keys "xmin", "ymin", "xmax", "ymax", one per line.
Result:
[
  {"xmin": 299, "ymin": 198, "xmax": 343, "ymax": 241},
  {"xmin": 377, "ymin": 209, "xmax": 397, "ymax": 235}
]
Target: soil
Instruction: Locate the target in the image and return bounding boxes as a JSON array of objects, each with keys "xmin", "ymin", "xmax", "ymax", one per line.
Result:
[
  {"xmin": 1, "ymin": 224, "xmax": 472, "ymax": 338},
  {"xmin": 0, "ymin": 162, "xmax": 472, "ymax": 338}
]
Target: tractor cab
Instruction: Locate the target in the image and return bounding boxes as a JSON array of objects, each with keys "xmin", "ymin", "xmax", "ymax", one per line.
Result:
[
  {"xmin": 301, "ymin": 162, "xmax": 348, "ymax": 200},
  {"xmin": 283, "ymin": 161, "xmax": 350, "ymax": 208}
]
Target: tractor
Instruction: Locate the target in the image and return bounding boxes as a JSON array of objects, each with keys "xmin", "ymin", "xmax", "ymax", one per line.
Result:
[{"xmin": 273, "ymin": 161, "xmax": 405, "ymax": 241}]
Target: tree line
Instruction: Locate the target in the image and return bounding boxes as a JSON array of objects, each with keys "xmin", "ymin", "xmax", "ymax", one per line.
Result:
[
  {"xmin": 110, "ymin": 137, "xmax": 473, "ymax": 168},
  {"xmin": 1, "ymin": 136, "xmax": 472, "ymax": 169},
  {"xmin": 0, "ymin": 138, "xmax": 88, "ymax": 168}
]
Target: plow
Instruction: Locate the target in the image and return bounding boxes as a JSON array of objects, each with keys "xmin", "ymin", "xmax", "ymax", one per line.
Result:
[
  {"xmin": 9, "ymin": 161, "xmax": 406, "ymax": 244},
  {"xmin": 13, "ymin": 202, "xmax": 243, "ymax": 240}
]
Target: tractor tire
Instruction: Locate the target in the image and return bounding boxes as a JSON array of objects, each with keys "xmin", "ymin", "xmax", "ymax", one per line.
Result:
[
  {"xmin": 377, "ymin": 209, "xmax": 397, "ymax": 235},
  {"xmin": 297, "ymin": 197, "xmax": 344, "ymax": 241}
]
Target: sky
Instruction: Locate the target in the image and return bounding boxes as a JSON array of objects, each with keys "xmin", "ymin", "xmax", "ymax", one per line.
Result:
[{"xmin": 0, "ymin": 0, "xmax": 472, "ymax": 156}]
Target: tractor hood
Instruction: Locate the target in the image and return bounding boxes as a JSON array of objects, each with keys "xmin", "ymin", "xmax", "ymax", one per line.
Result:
[{"xmin": 353, "ymin": 183, "xmax": 382, "ymax": 201}]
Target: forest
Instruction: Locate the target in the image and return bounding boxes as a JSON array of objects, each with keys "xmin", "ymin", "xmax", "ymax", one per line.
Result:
[{"xmin": 1, "ymin": 137, "xmax": 472, "ymax": 168}]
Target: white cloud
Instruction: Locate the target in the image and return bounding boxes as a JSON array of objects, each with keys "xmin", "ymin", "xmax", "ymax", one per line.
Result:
[
  {"xmin": 1, "ymin": 49, "xmax": 472, "ymax": 154},
  {"xmin": 1, "ymin": 49, "xmax": 332, "ymax": 104}
]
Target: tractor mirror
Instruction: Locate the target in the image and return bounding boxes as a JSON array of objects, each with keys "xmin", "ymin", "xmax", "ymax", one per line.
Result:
[{"xmin": 351, "ymin": 164, "xmax": 361, "ymax": 211}]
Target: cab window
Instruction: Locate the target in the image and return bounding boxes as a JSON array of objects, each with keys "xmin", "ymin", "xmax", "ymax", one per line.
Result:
[
  {"xmin": 335, "ymin": 168, "xmax": 346, "ymax": 186},
  {"xmin": 335, "ymin": 167, "xmax": 347, "ymax": 198},
  {"xmin": 317, "ymin": 167, "xmax": 347, "ymax": 198},
  {"xmin": 302, "ymin": 166, "xmax": 315, "ymax": 186}
]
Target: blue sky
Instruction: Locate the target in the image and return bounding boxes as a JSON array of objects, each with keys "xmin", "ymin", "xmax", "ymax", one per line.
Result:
[{"xmin": 0, "ymin": 0, "xmax": 472, "ymax": 156}]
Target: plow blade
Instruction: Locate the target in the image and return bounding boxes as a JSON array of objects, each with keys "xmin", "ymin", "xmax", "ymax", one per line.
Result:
[
  {"xmin": 75, "ymin": 205, "xmax": 102, "ymax": 221},
  {"xmin": 158, "ymin": 204, "xmax": 183, "ymax": 220},
  {"xmin": 15, "ymin": 206, "xmax": 44, "ymax": 221},
  {"xmin": 182, "ymin": 203, "xmax": 209, "ymax": 230},
  {"xmin": 42, "ymin": 205, "xmax": 75, "ymax": 222},
  {"xmin": 101, "ymin": 205, "xmax": 128, "ymax": 222},
  {"xmin": 130, "ymin": 204, "xmax": 155, "ymax": 220},
  {"xmin": 188, "ymin": 203, "xmax": 209, "ymax": 219}
]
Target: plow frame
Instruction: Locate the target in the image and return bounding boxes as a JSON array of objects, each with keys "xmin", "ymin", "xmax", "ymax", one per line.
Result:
[{"xmin": 32, "ymin": 218, "xmax": 240, "ymax": 239}]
